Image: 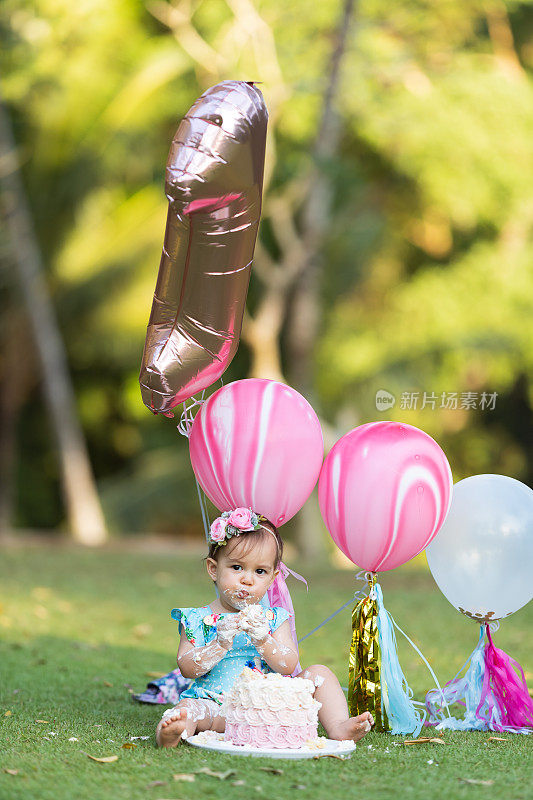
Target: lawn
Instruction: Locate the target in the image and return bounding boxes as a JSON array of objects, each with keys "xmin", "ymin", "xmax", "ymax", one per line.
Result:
[{"xmin": 0, "ymin": 541, "xmax": 532, "ymax": 800}]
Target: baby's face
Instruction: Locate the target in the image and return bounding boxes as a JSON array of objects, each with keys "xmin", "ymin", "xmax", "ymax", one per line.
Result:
[{"xmin": 206, "ymin": 536, "xmax": 278, "ymax": 611}]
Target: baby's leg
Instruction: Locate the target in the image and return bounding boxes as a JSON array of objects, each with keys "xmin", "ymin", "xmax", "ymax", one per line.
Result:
[
  {"xmin": 156, "ymin": 698, "xmax": 225, "ymax": 748},
  {"xmin": 298, "ymin": 665, "xmax": 373, "ymax": 742}
]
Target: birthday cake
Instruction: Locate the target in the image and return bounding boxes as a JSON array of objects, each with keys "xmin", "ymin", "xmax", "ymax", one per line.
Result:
[{"xmin": 222, "ymin": 667, "xmax": 321, "ymax": 749}]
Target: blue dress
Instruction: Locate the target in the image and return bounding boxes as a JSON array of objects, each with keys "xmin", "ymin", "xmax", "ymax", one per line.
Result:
[{"xmin": 170, "ymin": 604, "xmax": 290, "ymax": 702}]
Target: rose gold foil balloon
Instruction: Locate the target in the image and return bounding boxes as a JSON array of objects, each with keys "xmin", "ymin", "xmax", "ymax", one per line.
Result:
[{"xmin": 139, "ymin": 81, "xmax": 268, "ymax": 414}]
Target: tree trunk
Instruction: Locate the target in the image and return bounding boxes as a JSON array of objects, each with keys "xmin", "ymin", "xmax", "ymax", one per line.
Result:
[
  {"xmin": 288, "ymin": 0, "xmax": 355, "ymax": 393},
  {"xmin": 0, "ymin": 95, "xmax": 108, "ymax": 545},
  {"xmin": 287, "ymin": 0, "xmax": 356, "ymax": 558},
  {"xmin": 0, "ymin": 308, "xmax": 34, "ymax": 538},
  {"xmin": 243, "ymin": 285, "xmax": 286, "ymax": 381},
  {"xmin": 0, "ymin": 356, "xmax": 18, "ymax": 538}
]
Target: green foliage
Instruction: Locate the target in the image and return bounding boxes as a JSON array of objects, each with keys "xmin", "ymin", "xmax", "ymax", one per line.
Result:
[
  {"xmin": 2, "ymin": 0, "xmax": 533, "ymax": 530},
  {"xmin": 316, "ymin": 0, "xmax": 533, "ymax": 485}
]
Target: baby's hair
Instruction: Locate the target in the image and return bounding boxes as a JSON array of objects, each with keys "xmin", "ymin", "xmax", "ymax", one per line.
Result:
[{"xmin": 207, "ymin": 518, "xmax": 283, "ymax": 568}]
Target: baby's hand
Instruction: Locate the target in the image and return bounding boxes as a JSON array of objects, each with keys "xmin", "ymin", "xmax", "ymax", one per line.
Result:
[
  {"xmin": 215, "ymin": 614, "xmax": 241, "ymax": 649},
  {"xmin": 239, "ymin": 605, "xmax": 270, "ymax": 646}
]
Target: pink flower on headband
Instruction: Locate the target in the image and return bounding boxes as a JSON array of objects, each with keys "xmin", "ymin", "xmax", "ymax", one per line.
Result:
[
  {"xmin": 228, "ymin": 507, "xmax": 254, "ymax": 530},
  {"xmin": 208, "ymin": 508, "xmax": 262, "ymax": 545},
  {"xmin": 209, "ymin": 517, "xmax": 228, "ymax": 542}
]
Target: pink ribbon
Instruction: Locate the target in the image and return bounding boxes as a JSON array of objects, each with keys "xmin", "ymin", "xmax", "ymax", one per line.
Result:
[{"xmin": 267, "ymin": 561, "xmax": 308, "ymax": 676}]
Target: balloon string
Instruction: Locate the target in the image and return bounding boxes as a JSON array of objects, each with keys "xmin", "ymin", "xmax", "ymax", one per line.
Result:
[
  {"xmin": 175, "ymin": 391, "xmax": 211, "ymax": 540},
  {"xmin": 297, "ymin": 596, "xmax": 356, "ymax": 645},
  {"xmin": 364, "ymin": 573, "xmax": 450, "ymax": 720},
  {"xmin": 195, "ymin": 478, "xmax": 211, "ymax": 545},
  {"xmin": 177, "ymin": 377, "xmax": 224, "ymax": 437},
  {"xmin": 387, "ymin": 606, "xmax": 451, "ymax": 719},
  {"xmin": 176, "ymin": 388, "xmax": 217, "ymax": 591},
  {"xmin": 298, "ymin": 572, "xmax": 371, "ymax": 644},
  {"xmin": 192, "ymin": 464, "xmax": 218, "ymax": 598},
  {"xmin": 449, "ymin": 625, "xmax": 486, "ymax": 685},
  {"xmin": 177, "ymin": 392, "xmax": 206, "ymax": 438},
  {"xmin": 177, "ymin": 378, "xmax": 225, "ymax": 539}
]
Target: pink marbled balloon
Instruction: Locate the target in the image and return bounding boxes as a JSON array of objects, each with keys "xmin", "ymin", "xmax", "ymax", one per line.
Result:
[
  {"xmin": 189, "ymin": 379, "xmax": 324, "ymax": 526},
  {"xmin": 318, "ymin": 422, "xmax": 452, "ymax": 572}
]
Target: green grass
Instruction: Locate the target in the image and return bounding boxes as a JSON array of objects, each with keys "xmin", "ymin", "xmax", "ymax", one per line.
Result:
[{"xmin": 0, "ymin": 543, "xmax": 532, "ymax": 800}]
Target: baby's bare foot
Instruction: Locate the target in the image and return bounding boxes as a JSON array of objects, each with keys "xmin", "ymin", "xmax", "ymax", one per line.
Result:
[
  {"xmin": 330, "ymin": 712, "xmax": 374, "ymax": 742},
  {"xmin": 156, "ymin": 709, "xmax": 192, "ymax": 748}
]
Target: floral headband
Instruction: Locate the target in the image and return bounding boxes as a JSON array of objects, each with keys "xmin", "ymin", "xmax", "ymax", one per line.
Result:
[{"xmin": 209, "ymin": 507, "xmax": 268, "ymax": 546}]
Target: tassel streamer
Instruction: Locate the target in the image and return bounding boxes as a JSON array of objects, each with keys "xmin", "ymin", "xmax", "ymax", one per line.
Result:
[
  {"xmin": 348, "ymin": 575, "xmax": 445, "ymax": 735},
  {"xmin": 349, "ymin": 575, "xmax": 388, "ymax": 731},
  {"xmin": 425, "ymin": 626, "xmax": 490, "ymax": 731},
  {"xmin": 375, "ymin": 584, "xmax": 425, "ymax": 737},
  {"xmin": 481, "ymin": 626, "xmax": 533, "ymax": 734},
  {"xmin": 425, "ymin": 625, "xmax": 533, "ymax": 734}
]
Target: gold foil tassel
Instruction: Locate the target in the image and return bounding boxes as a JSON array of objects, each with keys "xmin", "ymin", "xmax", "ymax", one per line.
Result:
[{"xmin": 348, "ymin": 573, "xmax": 389, "ymax": 732}]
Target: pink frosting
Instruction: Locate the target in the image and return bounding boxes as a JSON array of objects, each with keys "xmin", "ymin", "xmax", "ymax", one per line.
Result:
[{"xmin": 225, "ymin": 721, "xmax": 317, "ymax": 749}]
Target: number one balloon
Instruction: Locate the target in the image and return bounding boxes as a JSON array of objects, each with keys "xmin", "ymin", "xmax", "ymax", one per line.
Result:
[
  {"xmin": 425, "ymin": 475, "xmax": 533, "ymax": 734},
  {"xmin": 319, "ymin": 422, "xmax": 452, "ymax": 734},
  {"xmin": 139, "ymin": 81, "xmax": 267, "ymax": 415}
]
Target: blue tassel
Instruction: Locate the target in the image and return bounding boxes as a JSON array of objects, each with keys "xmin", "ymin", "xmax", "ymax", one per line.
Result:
[
  {"xmin": 425, "ymin": 627, "xmax": 491, "ymax": 732},
  {"xmin": 375, "ymin": 584, "xmax": 425, "ymax": 736}
]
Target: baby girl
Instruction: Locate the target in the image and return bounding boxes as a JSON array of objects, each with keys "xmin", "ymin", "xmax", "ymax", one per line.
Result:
[{"xmin": 156, "ymin": 509, "xmax": 373, "ymax": 746}]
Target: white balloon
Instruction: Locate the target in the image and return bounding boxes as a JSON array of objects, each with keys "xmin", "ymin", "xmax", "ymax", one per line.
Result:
[{"xmin": 426, "ymin": 474, "xmax": 533, "ymax": 622}]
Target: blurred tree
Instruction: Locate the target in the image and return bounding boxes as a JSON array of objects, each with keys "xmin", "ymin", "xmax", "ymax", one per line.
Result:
[
  {"xmin": 0, "ymin": 95, "xmax": 107, "ymax": 544},
  {"xmin": 0, "ymin": 0, "xmax": 193, "ymax": 534}
]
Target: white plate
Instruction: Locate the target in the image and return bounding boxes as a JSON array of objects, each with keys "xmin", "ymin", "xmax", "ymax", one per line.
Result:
[{"xmin": 185, "ymin": 732, "xmax": 356, "ymax": 760}]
